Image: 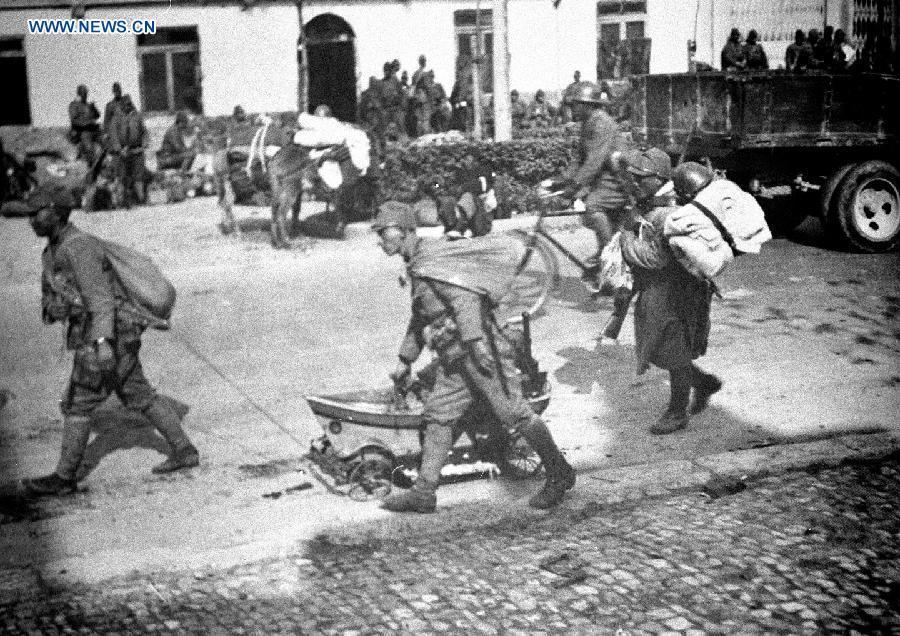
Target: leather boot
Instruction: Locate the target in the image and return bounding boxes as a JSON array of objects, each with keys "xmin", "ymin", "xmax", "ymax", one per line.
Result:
[
  {"xmin": 144, "ymin": 397, "xmax": 199, "ymax": 474},
  {"xmin": 22, "ymin": 415, "xmax": 91, "ymax": 496},
  {"xmin": 520, "ymin": 417, "xmax": 576, "ymax": 509},
  {"xmin": 381, "ymin": 423, "xmax": 453, "ymax": 514},
  {"xmin": 690, "ymin": 367, "xmax": 723, "ymax": 415},
  {"xmin": 650, "ymin": 367, "xmax": 691, "ymax": 435}
]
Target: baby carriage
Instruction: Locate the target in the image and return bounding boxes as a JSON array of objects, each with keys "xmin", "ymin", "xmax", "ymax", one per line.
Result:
[{"xmin": 305, "ymin": 316, "xmax": 550, "ymax": 501}]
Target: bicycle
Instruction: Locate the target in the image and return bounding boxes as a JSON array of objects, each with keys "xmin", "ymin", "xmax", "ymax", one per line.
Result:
[{"xmin": 502, "ymin": 194, "xmax": 601, "ymax": 321}]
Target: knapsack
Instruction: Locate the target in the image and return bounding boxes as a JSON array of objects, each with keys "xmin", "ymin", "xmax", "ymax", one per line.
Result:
[{"xmin": 102, "ymin": 240, "xmax": 176, "ymax": 329}]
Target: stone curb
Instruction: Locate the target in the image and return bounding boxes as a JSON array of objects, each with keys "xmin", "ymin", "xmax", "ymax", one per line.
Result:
[{"xmin": 315, "ymin": 430, "xmax": 900, "ymax": 548}]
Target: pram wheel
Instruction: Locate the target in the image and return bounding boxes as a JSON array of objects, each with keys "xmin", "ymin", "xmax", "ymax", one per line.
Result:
[
  {"xmin": 347, "ymin": 450, "xmax": 394, "ymax": 502},
  {"xmin": 500, "ymin": 434, "xmax": 542, "ymax": 479}
]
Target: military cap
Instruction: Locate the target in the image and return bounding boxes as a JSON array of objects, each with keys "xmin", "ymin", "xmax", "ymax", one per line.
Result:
[
  {"xmin": 622, "ymin": 147, "xmax": 672, "ymax": 181},
  {"xmin": 373, "ymin": 201, "xmax": 417, "ymax": 231},
  {"xmin": 24, "ymin": 184, "xmax": 78, "ymax": 215}
]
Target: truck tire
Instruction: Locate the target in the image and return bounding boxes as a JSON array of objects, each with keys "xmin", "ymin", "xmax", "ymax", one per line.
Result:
[
  {"xmin": 820, "ymin": 163, "xmax": 857, "ymax": 219},
  {"xmin": 827, "ymin": 160, "xmax": 900, "ymax": 253}
]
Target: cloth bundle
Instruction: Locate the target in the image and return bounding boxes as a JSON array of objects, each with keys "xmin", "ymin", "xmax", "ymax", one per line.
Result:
[
  {"xmin": 663, "ymin": 178, "xmax": 772, "ymax": 279},
  {"xmin": 293, "ymin": 113, "xmax": 371, "ymax": 188}
]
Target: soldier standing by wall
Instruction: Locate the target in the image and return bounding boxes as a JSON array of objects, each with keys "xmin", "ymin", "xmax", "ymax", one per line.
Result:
[
  {"xmin": 21, "ymin": 186, "xmax": 199, "ymax": 496},
  {"xmin": 373, "ymin": 202, "xmax": 575, "ymax": 513},
  {"xmin": 113, "ymin": 95, "xmax": 147, "ymax": 208},
  {"xmin": 68, "ymin": 84, "xmax": 101, "ymax": 167}
]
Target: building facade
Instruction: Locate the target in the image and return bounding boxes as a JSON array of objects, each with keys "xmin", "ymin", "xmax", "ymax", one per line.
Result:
[{"xmin": 0, "ymin": 0, "xmax": 894, "ymax": 127}]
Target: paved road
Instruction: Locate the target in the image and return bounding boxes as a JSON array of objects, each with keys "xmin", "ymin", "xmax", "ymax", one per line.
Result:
[
  {"xmin": 1, "ymin": 458, "xmax": 898, "ymax": 634},
  {"xmin": 0, "ymin": 200, "xmax": 898, "ymax": 580}
]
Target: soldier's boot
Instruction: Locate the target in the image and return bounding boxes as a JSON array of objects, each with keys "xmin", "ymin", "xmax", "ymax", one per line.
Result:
[
  {"xmin": 144, "ymin": 397, "xmax": 199, "ymax": 474},
  {"xmin": 381, "ymin": 423, "xmax": 453, "ymax": 514},
  {"xmin": 651, "ymin": 367, "xmax": 692, "ymax": 435},
  {"xmin": 690, "ymin": 366, "xmax": 723, "ymax": 415},
  {"xmin": 520, "ymin": 418, "xmax": 576, "ymax": 510},
  {"xmin": 22, "ymin": 415, "xmax": 91, "ymax": 496}
]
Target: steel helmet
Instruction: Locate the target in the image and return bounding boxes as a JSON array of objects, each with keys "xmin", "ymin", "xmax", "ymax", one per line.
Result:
[
  {"xmin": 673, "ymin": 161, "xmax": 714, "ymax": 201},
  {"xmin": 570, "ymin": 82, "xmax": 610, "ymax": 106},
  {"xmin": 622, "ymin": 147, "xmax": 672, "ymax": 181}
]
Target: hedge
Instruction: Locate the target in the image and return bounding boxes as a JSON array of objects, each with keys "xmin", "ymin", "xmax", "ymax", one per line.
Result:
[{"xmin": 380, "ymin": 128, "xmax": 579, "ymax": 215}]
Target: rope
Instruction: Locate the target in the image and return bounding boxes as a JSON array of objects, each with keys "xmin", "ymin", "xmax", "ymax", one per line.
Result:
[
  {"xmin": 245, "ymin": 116, "xmax": 273, "ymax": 177},
  {"xmin": 172, "ymin": 329, "xmax": 308, "ymax": 448}
]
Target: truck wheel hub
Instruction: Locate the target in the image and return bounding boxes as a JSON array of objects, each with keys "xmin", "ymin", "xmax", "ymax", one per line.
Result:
[{"xmin": 852, "ymin": 177, "xmax": 900, "ymax": 242}]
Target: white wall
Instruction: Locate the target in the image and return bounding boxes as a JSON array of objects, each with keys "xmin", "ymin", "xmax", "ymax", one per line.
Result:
[
  {"xmin": 0, "ymin": 4, "xmax": 299, "ymax": 126},
  {"xmin": 10, "ymin": 0, "xmax": 852, "ymax": 129},
  {"xmin": 309, "ymin": 0, "xmax": 597, "ymax": 102}
]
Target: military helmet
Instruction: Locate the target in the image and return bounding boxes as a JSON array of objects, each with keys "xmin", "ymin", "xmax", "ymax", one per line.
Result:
[
  {"xmin": 570, "ymin": 82, "xmax": 610, "ymax": 105},
  {"xmin": 622, "ymin": 147, "xmax": 672, "ymax": 181},
  {"xmin": 26, "ymin": 184, "xmax": 77, "ymax": 214},
  {"xmin": 672, "ymin": 161, "xmax": 714, "ymax": 201},
  {"xmin": 373, "ymin": 201, "xmax": 417, "ymax": 232}
]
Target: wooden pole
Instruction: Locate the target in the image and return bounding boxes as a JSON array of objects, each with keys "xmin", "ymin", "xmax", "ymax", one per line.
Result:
[
  {"xmin": 492, "ymin": 0, "xmax": 511, "ymax": 141},
  {"xmin": 296, "ymin": 0, "xmax": 308, "ymax": 114},
  {"xmin": 472, "ymin": 0, "xmax": 483, "ymax": 140}
]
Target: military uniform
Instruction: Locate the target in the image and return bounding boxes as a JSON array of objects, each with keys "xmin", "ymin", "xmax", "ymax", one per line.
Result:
[
  {"xmin": 157, "ymin": 124, "xmax": 196, "ymax": 172},
  {"xmin": 42, "ymin": 224, "xmax": 159, "ymax": 416},
  {"xmin": 379, "ymin": 226, "xmax": 575, "ymax": 513},
  {"xmin": 620, "ymin": 205, "xmax": 720, "ymax": 435},
  {"xmin": 113, "ymin": 106, "xmax": 147, "ymax": 207},
  {"xmin": 562, "ymin": 108, "xmax": 634, "ymax": 254},
  {"xmin": 68, "ymin": 99, "xmax": 101, "ymax": 166},
  {"xmin": 25, "ymin": 195, "xmax": 198, "ymax": 494}
]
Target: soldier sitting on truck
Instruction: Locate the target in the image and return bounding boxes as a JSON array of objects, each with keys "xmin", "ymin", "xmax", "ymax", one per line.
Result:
[
  {"xmin": 743, "ymin": 30, "xmax": 769, "ymax": 70},
  {"xmin": 720, "ymin": 28, "xmax": 747, "ymax": 71},
  {"xmin": 786, "ymin": 29, "xmax": 813, "ymax": 72}
]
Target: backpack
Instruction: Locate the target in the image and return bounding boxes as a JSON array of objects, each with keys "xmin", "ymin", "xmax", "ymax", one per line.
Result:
[{"xmin": 102, "ymin": 240, "xmax": 176, "ymax": 329}]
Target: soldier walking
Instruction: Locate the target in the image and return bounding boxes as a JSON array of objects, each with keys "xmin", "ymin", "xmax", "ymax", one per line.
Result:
[
  {"xmin": 373, "ymin": 202, "xmax": 575, "ymax": 513},
  {"xmin": 21, "ymin": 186, "xmax": 199, "ymax": 496},
  {"xmin": 619, "ymin": 163, "xmax": 724, "ymax": 435}
]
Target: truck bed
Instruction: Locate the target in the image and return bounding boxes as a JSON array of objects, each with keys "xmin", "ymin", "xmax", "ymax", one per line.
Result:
[{"xmin": 629, "ymin": 71, "xmax": 900, "ymax": 157}]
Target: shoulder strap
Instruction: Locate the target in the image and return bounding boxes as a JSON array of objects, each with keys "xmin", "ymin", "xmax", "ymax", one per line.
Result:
[{"xmin": 688, "ymin": 199, "xmax": 738, "ymax": 253}]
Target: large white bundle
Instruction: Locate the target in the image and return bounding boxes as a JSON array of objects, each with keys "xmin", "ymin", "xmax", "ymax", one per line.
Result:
[
  {"xmin": 664, "ymin": 206, "xmax": 734, "ymax": 279},
  {"xmin": 691, "ymin": 179, "xmax": 772, "ymax": 254},
  {"xmin": 293, "ymin": 112, "xmax": 371, "ymax": 175}
]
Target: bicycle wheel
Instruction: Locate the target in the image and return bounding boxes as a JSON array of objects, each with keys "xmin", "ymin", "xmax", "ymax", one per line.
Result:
[{"xmin": 500, "ymin": 229, "xmax": 560, "ymax": 324}]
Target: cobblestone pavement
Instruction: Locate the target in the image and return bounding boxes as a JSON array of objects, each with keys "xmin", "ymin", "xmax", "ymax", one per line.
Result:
[{"xmin": 2, "ymin": 459, "xmax": 899, "ymax": 635}]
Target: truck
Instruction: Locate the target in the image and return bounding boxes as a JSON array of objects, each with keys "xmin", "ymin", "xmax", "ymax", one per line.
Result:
[{"xmin": 628, "ymin": 70, "xmax": 900, "ymax": 253}]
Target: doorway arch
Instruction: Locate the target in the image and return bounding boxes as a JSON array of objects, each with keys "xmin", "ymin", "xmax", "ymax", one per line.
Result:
[{"xmin": 303, "ymin": 14, "xmax": 357, "ymax": 122}]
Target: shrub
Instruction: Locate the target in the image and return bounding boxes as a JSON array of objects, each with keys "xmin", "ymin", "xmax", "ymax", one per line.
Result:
[{"xmin": 380, "ymin": 130, "xmax": 579, "ymax": 214}]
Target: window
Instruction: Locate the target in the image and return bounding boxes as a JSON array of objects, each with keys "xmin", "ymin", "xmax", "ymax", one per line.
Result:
[
  {"xmin": 0, "ymin": 37, "xmax": 31, "ymax": 125},
  {"xmin": 596, "ymin": 1, "xmax": 651, "ymax": 80},
  {"xmin": 137, "ymin": 26, "xmax": 202, "ymax": 113},
  {"xmin": 454, "ymin": 9, "xmax": 493, "ymax": 93}
]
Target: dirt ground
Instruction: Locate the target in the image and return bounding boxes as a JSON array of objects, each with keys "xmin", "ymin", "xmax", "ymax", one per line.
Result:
[{"xmin": 0, "ymin": 198, "xmax": 898, "ymax": 581}]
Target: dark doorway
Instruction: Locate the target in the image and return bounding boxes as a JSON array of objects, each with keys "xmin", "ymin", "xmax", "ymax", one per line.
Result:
[
  {"xmin": 0, "ymin": 38, "xmax": 31, "ymax": 125},
  {"xmin": 303, "ymin": 14, "xmax": 357, "ymax": 122}
]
